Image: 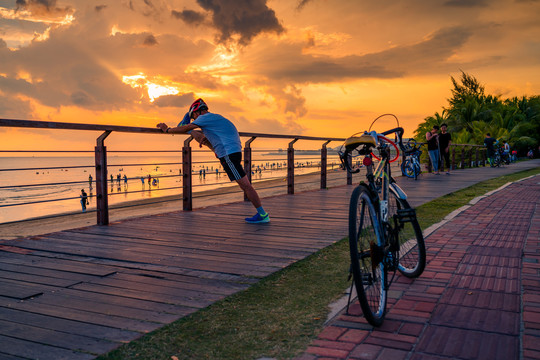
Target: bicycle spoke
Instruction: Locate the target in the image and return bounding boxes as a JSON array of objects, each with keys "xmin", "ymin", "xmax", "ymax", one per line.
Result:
[{"xmin": 387, "ymin": 191, "xmax": 426, "ymax": 278}]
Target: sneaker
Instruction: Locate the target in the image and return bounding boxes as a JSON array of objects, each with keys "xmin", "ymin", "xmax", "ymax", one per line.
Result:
[{"xmin": 245, "ymin": 212, "xmax": 270, "ymax": 224}]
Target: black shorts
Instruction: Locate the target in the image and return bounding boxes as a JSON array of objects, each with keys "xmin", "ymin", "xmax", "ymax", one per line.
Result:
[{"xmin": 219, "ymin": 152, "xmax": 246, "ymax": 181}]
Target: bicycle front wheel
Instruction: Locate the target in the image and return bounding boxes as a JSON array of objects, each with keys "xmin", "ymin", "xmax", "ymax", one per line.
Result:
[
  {"xmin": 388, "ymin": 189, "xmax": 426, "ymax": 278},
  {"xmin": 349, "ymin": 186, "xmax": 387, "ymax": 326}
]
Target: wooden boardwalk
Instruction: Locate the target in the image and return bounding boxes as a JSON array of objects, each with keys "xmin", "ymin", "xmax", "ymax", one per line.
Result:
[
  {"xmin": 0, "ymin": 188, "xmax": 354, "ymax": 360},
  {"xmin": 0, "ymin": 160, "xmax": 538, "ymax": 359}
]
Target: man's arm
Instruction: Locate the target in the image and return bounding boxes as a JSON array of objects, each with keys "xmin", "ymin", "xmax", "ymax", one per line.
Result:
[
  {"xmin": 156, "ymin": 122, "xmax": 214, "ymax": 151},
  {"xmin": 156, "ymin": 122, "xmax": 198, "ymax": 134}
]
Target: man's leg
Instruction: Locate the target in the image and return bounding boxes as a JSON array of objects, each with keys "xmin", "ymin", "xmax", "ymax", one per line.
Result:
[
  {"xmin": 236, "ymin": 176, "xmax": 270, "ymax": 223},
  {"xmin": 236, "ymin": 176, "xmax": 262, "ymax": 209}
]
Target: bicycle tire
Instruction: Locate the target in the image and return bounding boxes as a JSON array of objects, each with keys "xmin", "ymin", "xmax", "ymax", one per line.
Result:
[
  {"xmin": 401, "ymin": 159, "xmax": 415, "ymax": 179},
  {"xmin": 388, "ymin": 188, "xmax": 426, "ymax": 278},
  {"xmin": 349, "ymin": 185, "xmax": 387, "ymax": 326}
]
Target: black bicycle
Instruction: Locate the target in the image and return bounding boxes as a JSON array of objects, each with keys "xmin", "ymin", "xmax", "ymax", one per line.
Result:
[
  {"xmin": 401, "ymin": 139, "xmax": 423, "ymax": 180},
  {"xmin": 339, "ymin": 115, "xmax": 426, "ymax": 326}
]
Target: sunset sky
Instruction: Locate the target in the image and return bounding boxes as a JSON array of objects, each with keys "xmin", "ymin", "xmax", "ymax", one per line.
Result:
[{"xmin": 1, "ymin": 0, "xmax": 539, "ymax": 151}]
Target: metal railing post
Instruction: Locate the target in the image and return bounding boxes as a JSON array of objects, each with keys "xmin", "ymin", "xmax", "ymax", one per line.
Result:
[
  {"xmin": 95, "ymin": 131, "xmax": 111, "ymax": 225},
  {"xmin": 244, "ymin": 137, "xmax": 256, "ymax": 201},
  {"xmin": 288, "ymin": 139, "xmax": 299, "ymax": 194},
  {"xmin": 461, "ymin": 146, "xmax": 466, "ymax": 169},
  {"xmin": 182, "ymin": 136, "xmax": 193, "ymax": 211},
  {"xmin": 321, "ymin": 140, "xmax": 331, "ymax": 189},
  {"xmin": 347, "ymin": 153, "xmax": 353, "ymax": 185}
]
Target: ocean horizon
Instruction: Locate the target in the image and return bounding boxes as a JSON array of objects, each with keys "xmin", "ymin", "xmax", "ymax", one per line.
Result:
[{"xmin": 0, "ymin": 153, "xmax": 341, "ymax": 223}]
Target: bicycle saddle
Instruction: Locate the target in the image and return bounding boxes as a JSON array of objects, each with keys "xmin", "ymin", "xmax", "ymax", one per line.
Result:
[{"xmin": 344, "ymin": 133, "xmax": 377, "ymax": 151}]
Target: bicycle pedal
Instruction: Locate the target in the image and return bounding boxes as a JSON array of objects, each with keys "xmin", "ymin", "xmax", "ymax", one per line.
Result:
[
  {"xmin": 361, "ymin": 273, "xmax": 374, "ymax": 285},
  {"xmin": 396, "ymin": 208, "xmax": 416, "ymax": 223}
]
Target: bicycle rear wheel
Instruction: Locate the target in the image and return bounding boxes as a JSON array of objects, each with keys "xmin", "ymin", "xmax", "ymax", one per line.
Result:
[
  {"xmin": 388, "ymin": 187, "xmax": 426, "ymax": 278},
  {"xmin": 401, "ymin": 159, "xmax": 415, "ymax": 178},
  {"xmin": 349, "ymin": 186, "xmax": 387, "ymax": 326}
]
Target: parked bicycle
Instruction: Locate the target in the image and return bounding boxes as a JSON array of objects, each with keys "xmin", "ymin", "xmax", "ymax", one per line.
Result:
[
  {"xmin": 401, "ymin": 139, "xmax": 423, "ymax": 180},
  {"xmin": 491, "ymin": 145, "xmax": 510, "ymax": 167},
  {"xmin": 339, "ymin": 114, "xmax": 426, "ymax": 326}
]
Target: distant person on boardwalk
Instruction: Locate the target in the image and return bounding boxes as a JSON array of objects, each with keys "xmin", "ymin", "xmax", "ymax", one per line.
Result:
[
  {"xmin": 438, "ymin": 123, "xmax": 452, "ymax": 175},
  {"xmin": 502, "ymin": 140, "xmax": 511, "ymax": 163},
  {"xmin": 88, "ymin": 174, "xmax": 93, "ymax": 189},
  {"xmin": 157, "ymin": 98, "xmax": 270, "ymax": 223},
  {"xmin": 80, "ymin": 189, "xmax": 88, "ymax": 212},
  {"xmin": 426, "ymin": 125, "xmax": 440, "ymax": 175},
  {"xmin": 484, "ymin": 133, "xmax": 498, "ymax": 167}
]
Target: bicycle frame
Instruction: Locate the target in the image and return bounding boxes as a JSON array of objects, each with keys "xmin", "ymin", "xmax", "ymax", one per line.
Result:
[{"xmin": 357, "ymin": 131, "xmax": 408, "ymax": 225}]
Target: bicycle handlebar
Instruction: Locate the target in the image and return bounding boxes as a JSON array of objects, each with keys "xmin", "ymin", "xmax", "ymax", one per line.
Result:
[
  {"xmin": 380, "ymin": 127, "xmax": 405, "ymax": 151},
  {"xmin": 339, "ymin": 126, "xmax": 405, "ymax": 173}
]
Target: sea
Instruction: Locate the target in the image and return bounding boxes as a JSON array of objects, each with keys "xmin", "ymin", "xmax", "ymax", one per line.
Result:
[{"xmin": 0, "ymin": 152, "xmax": 342, "ymax": 223}]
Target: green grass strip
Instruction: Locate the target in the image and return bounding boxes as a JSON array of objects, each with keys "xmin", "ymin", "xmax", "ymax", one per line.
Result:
[{"xmin": 99, "ymin": 167, "xmax": 539, "ymax": 360}]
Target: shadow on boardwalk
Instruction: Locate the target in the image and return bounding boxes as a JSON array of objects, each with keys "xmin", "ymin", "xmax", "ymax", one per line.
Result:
[{"xmin": 0, "ymin": 160, "xmax": 538, "ymax": 359}]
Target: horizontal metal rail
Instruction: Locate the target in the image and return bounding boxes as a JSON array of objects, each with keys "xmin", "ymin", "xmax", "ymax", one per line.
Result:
[
  {"xmin": 1, "ymin": 118, "xmax": 348, "ymax": 225},
  {"xmin": 2, "ymin": 119, "xmax": 487, "ymax": 224}
]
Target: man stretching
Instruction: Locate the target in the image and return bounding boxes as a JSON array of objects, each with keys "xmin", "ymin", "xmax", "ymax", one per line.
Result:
[{"xmin": 157, "ymin": 99, "xmax": 270, "ymax": 223}]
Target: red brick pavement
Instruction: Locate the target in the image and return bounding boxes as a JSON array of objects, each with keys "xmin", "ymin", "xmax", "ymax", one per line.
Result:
[{"xmin": 297, "ymin": 174, "xmax": 540, "ymax": 360}]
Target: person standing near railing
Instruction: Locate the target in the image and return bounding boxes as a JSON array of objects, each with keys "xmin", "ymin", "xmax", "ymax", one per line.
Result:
[
  {"xmin": 438, "ymin": 123, "xmax": 452, "ymax": 175},
  {"xmin": 157, "ymin": 98, "xmax": 270, "ymax": 224},
  {"xmin": 484, "ymin": 133, "xmax": 498, "ymax": 167},
  {"xmin": 426, "ymin": 125, "xmax": 440, "ymax": 175}
]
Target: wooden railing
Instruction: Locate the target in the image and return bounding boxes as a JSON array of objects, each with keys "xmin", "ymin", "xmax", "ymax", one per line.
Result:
[
  {"xmin": 1, "ymin": 119, "xmax": 346, "ymax": 225},
  {"xmin": 423, "ymin": 143, "xmax": 487, "ymax": 172},
  {"xmin": 1, "ymin": 119, "xmax": 491, "ymax": 225}
]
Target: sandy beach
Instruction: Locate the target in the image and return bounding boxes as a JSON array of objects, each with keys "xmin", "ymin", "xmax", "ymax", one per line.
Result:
[{"xmin": 0, "ymin": 169, "xmax": 360, "ymax": 240}]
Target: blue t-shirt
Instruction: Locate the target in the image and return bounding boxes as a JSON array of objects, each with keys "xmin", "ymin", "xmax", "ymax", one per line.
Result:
[{"xmin": 192, "ymin": 113, "xmax": 242, "ymax": 158}]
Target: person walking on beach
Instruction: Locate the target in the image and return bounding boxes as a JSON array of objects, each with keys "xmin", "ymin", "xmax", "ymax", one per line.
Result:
[
  {"xmin": 157, "ymin": 98, "xmax": 270, "ymax": 223},
  {"xmin": 438, "ymin": 123, "xmax": 452, "ymax": 174},
  {"xmin": 88, "ymin": 174, "xmax": 93, "ymax": 189},
  {"xmin": 484, "ymin": 133, "xmax": 498, "ymax": 167},
  {"xmin": 426, "ymin": 125, "xmax": 440, "ymax": 175},
  {"xmin": 80, "ymin": 189, "xmax": 88, "ymax": 212}
]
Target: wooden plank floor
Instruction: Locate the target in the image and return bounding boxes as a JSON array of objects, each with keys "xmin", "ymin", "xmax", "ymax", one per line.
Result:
[
  {"xmin": 0, "ymin": 160, "xmax": 538, "ymax": 359},
  {"xmin": 0, "ymin": 186, "xmax": 354, "ymax": 360}
]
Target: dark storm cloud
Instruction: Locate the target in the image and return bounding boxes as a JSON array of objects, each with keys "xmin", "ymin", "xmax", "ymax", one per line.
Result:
[
  {"xmin": 248, "ymin": 26, "xmax": 473, "ymax": 83},
  {"xmin": 174, "ymin": 0, "xmax": 284, "ymax": 46},
  {"xmin": 143, "ymin": 34, "xmax": 158, "ymax": 46},
  {"xmin": 171, "ymin": 9, "xmax": 206, "ymax": 26},
  {"xmin": 0, "ymin": 36, "xmax": 139, "ymax": 110},
  {"xmin": 444, "ymin": 0, "xmax": 488, "ymax": 7},
  {"xmin": 296, "ymin": 0, "xmax": 313, "ymax": 11},
  {"xmin": 15, "ymin": 0, "xmax": 71, "ymax": 15},
  {"xmin": 152, "ymin": 93, "xmax": 195, "ymax": 107}
]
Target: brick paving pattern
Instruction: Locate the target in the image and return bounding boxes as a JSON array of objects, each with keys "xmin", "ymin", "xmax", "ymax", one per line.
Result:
[{"xmin": 298, "ymin": 174, "xmax": 540, "ymax": 360}]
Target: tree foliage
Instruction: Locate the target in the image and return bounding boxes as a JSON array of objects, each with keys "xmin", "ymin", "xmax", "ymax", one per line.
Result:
[{"xmin": 414, "ymin": 71, "xmax": 540, "ymax": 155}]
